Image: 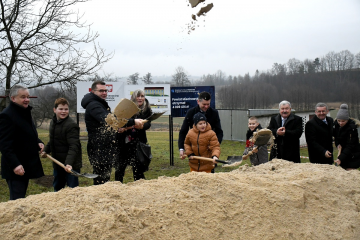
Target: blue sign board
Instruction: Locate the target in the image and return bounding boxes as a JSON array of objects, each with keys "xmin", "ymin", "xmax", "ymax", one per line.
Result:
[{"xmin": 170, "ymin": 86, "xmax": 215, "ymax": 117}]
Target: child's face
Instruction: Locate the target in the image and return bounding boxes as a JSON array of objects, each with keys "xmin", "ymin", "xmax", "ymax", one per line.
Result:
[
  {"xmin": 248, "ymin": 120, "xmax": 259, "ymax": 131},
  {"xmin": 196, "ymin": 120, "xmax": 207, "ymax": 132},
  {"xmin": 54, "ymin": 104, "xmax": 69, "ymax": 120}
]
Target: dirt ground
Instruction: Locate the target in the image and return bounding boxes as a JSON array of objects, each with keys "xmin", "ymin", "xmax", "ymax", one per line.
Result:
[{"xmin": 0, "ymin": 159, "xmax": 359, "ymax": 240}]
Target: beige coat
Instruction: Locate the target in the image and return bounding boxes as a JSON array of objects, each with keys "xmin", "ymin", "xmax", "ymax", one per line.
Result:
[{"xmin": 184, "ymin": 123, "xmax": 220, "ymax": 172}]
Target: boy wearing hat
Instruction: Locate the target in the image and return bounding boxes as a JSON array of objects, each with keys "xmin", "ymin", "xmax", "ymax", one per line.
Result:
[
  {"xmin": 184, "ymin": 112, "xmax": 220, "ymax": 172},
  {"xmin": 333, "ymin": 104, "xmax": 360, "ymax": 170},
  {"xmin": 178, "ymin": 91, "xmax": 223, "ymax": 160}
]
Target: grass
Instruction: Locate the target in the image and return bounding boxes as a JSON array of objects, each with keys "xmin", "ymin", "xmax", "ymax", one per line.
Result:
[{"xmin": 1, "ymin": 129, "xmax": 339, "ymax": 203}]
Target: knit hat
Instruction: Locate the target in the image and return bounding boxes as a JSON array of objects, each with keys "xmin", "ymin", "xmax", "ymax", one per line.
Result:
[
  {"xmin": 193, "ymin": 112, "xmax": 207, "ymax": 125},
  {"xmin": 336, "ymin": 104, "xmax": 349, "ymax": 120}
]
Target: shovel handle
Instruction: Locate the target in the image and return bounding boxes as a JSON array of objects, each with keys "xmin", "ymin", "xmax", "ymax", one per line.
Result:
[
  {"xmin": 45, "ymin": 154, "xmax": 67, "ymax": 171},
  {"xmin": 335, "ymin": 146, "xmax": 342, "ymax": 166},
  {"xmin": 242, "ymin": 146, "xmax": 259, "ymax": 159},
  {"xmin": 191, "ymin": 156, "xmax": 228, "ymax": 164},
  {"xmin": 141, "ymin": 119, "xmax": 149, "ymax": 124}
]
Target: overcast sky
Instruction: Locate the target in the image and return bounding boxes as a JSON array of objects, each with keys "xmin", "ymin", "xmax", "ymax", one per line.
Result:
[{"xmin": 78, "ymin": 0, "xmax": 360, "ymax": 78}]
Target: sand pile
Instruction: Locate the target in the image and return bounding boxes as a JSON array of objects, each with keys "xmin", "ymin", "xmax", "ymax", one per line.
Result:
[{"xmin": 0, "ymin": 159, "xmax": 359, "ymax": 239}]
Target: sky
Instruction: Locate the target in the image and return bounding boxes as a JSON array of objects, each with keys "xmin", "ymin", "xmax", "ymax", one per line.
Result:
[{"xmin": 77, "ymin": 0, "xmax": 360, "ymax": 79}]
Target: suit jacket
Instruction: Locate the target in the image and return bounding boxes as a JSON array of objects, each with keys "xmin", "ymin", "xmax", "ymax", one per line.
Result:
[
  {"xmin": 305, "ymin": 116, "xmax": 334, "ymax": 164},
  {"xmin": 268, "ymin": 113, "xmax": 303, "ymax": 163},
  {"xmin": 0, "ymin": 102, "xmax": 44, "ymax": 180}
]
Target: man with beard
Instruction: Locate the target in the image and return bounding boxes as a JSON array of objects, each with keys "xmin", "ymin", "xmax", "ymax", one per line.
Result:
[
  {"xmin": 305, "ymin": 103, "xmax": 334, "ymax": 165},
  {"xmin": 268, "ymin": 100, "xmax": 303, "ymax": 163}
]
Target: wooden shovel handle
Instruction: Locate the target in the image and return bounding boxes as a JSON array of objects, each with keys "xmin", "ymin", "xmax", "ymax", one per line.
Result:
[
  {"xmin": 191, "ymin": 156, "xmax": 228, "ymax": 164},
  {"xmin": 335, "ymin": 145, "xmax": 342, "ymax": 166},
  {"xmin": 45, "ymin": 154, "xmax": 67, "ymax": 171},
  {"xmin": 242, "ymin": 146, "xmax": 258, "ymax": 159},
  {"xmin": 141, "ymin": 119, "xmax": 149, "ymax": 124}
]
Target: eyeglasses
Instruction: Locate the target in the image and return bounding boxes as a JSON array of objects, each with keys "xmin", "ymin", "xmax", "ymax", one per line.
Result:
[{"xmin": 94, "ymin": 89, "xmax": 108, "ymax": 93}]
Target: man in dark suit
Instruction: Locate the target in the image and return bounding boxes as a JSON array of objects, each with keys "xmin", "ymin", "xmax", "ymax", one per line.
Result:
[
  {"xmin": 268, "ymin": 100, "xmax": 303, "ymax": 163},
  {"xmin": 0, "ymin": 85, "xmax": 45, "ymax": 200},
  {"xmin": 178, "ymin": 91, "xmax": 223, "ymax": 160},
  {"xmin": 305, "ymin": 103, "xmax": 334, "ymax": 164}
]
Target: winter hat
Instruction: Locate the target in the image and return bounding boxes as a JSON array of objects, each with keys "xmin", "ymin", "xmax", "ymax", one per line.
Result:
[
  {"xmin": 336, "ymin": 104, "xmax": 349, "ymax": 120},
  {"xmin": 193, "ymin": 112, "xmax": 207, "ymax": 125}
]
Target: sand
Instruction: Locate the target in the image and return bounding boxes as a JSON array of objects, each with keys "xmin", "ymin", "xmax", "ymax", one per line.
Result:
[{"xmin": 0, "ymin": 159, "xmax": 359, "ymax": 239}]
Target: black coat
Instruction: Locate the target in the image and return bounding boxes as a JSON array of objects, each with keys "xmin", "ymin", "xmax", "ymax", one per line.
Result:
[
  {"xmin": 333, "ymin": 119, "xmax": 360, "ymax": 169},
  {"xmin": 178, "ymin": 105, "xmax": 223, "ymax": 150},
  {"xmin": 268, "ymin": 113, "xmax": 303, "ymax": 163},
  {"xmin": 0, "ymin": 102, "xmax": 44, "ymax": 180},
  {"xmin": 81, "ymin": 92, "xmax": 118, "ymax": 164},
  {"xmin": 44, "ymin": 115, "xmax": 82, "ymax": 169},
  {"xmin": 305, "ymin": 116, "xmax": 334, "ymax": 164}
]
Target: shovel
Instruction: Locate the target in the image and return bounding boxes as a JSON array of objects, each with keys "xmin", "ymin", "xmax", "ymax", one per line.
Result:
[
  {"xmin": 242, "ymin": 128, "xmax": 273, "ymax": 160},
  {"xmin": 141, "ymin": 111, "xmax": 167, "ymax": 123},
  {"xmin": 46, "ymin": 154, "xmax": 98, "ymax": 179},
  {"xmin": 335, "ymin": 146, "xmax": 342, "ymax": 166},
  {"xmin": 191, "ymin": 156, "xmax": 243, "ymax": 167}
]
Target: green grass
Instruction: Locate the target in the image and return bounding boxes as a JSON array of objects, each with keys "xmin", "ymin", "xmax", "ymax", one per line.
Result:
[{"xmin": 1, "ymin": 129, "xmax": 338, "ymax": 203}]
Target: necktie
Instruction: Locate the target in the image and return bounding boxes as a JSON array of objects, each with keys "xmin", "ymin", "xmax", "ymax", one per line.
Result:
[
  {"xmin": 323, "ymin": 120, "xmax": 327, "ymax": 125},
  {"xmin": 282, "ymin": 118, "xmax": 287, "ymax": 127}
]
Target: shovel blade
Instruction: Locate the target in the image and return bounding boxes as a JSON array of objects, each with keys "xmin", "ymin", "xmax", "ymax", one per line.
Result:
[
  {"xmin": 222, "ymin": 156, "xmax": 243, "ymax": 168},
  {"xmin": 71, "ymin": 170, "xmax": 98, "ymax": 179},
  {"xmin": 114, "ymin": 98, "xmax": 139, "ymax": 119}
]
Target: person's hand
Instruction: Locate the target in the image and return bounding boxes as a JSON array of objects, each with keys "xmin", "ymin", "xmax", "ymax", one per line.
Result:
[
  {"xmin": 252, "ymin": 148, "xmax": 258, "ymax": 153},
  {"xmin": 64, "ymin": 165, "xmax": 73, "ymax": 173},
  {"xmin": 14, "ymin": 165, "xmax": 25, "ymax": 176},
  {"xmin": 40, "ymin": 152, "xmax": 47, "ymax": 158},
  {"xmin": 180, "ymin": 150, "xmax": 186, "ymax": 160},
  {"xmin": 118, "ymin": 128, "xmax": 126, "ymax": 133},
  {"xmin": 38, "ymin": 143, "xmax": 45, "ymax": 153},
  {"xmin": 134, "ymin": 119, "xmax": 144, "ymax": 129},
  {"xmin": 337, "ymin": 145, "xmax": 342, "ymax": 151},
  {"xmin": 212, "ymin": 156, "xmax": 218, "ymax": 163},
  {"xmin": 334, "ymin": 159, "xmax": 341, "ymax": 166},
  {"xmin": 325, "ymin": 150, "xmax": 332, "ymax": 158},
  {"xmin": 188, "ymin": 155, "xmax": 194, "ymax": 160},
  {"xmin": 277, "ymin": 127, "xmax": 285, "ymax": 136},
  {"xmin": 242, "ymin": 155, "xmax": 248, "ymax": 160}
]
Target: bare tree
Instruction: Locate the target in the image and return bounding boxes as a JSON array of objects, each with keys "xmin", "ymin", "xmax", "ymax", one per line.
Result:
[
  {"xmin": 142, "ymin": 72, "xmax": 153, "ymax": 84},
  {"xmin": 0, "ymin": 0, "xmax": 112, "ymax": 109},
  {"xmin": 171, "ymin": 66, "xmax": 190, "ymax": 86},
  {"xmin": 356, "ymin": 52, "xmax": 360, "ymax": 69},
  {"xmin": 127, "ymin": 72, "xmax": 139, "ymax": 85}
]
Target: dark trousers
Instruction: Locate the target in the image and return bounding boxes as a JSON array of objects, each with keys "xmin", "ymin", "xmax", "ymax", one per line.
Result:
[
  {"xmin": 92, "ymin": 162, "xmax": 112, "ymax": 185},
  {"xmin": 6, "ymin": 178, "xmax": 29, "ymax": 200},
  {"xmin": 115, "ymin": 141, "xmax": 145, "ymax": 183},
  {"xmin": 88, "ymin": 141, "xmax": 116, "ymax": 185},
  {"xmin": 115, "ymin": 162, "xmax": 145, "ymax": 183},
  {"xmin": 53, "ymin": 167, "xmax": 79, "ymax": 192}
]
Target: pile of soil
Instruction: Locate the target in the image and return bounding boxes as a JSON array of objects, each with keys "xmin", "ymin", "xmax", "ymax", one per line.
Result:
[{"xmin": 0, "ymin": 159, "xmax": 359, "ymax": 239}]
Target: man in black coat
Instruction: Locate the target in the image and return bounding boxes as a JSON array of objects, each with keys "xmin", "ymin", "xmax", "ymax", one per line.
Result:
[
  {"xmin": 268, "ymin": 100, "xmax": 303, "ymax": 163},
  {"xmin": 81, "ymin": 81, "xmax": 142, "ymax": 185},
  {"xmin": 305, "ymin": 103, "xmax": 334, "ymax": 165},
  {"xmin": 0, "ymin": 85, "xmax": 44, "ymax": 200},
  {"xmin": 178, "ymin": 91, "xmax": 223, "ymax": 160}
]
